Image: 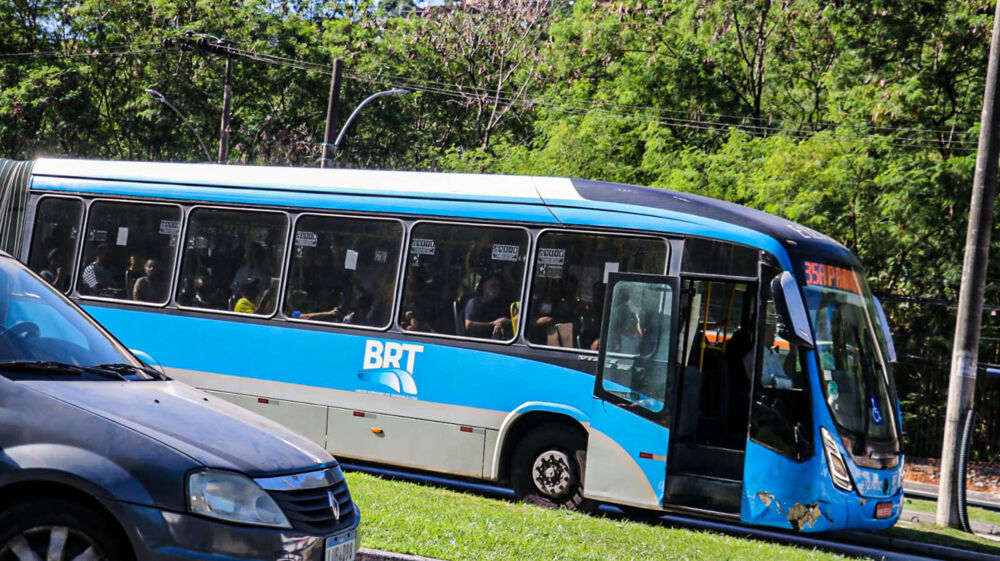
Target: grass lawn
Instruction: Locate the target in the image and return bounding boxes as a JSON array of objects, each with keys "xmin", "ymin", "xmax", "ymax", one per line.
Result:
[
  {"xmin": 346, "ymin": 472, "xmax": 855, "ymax": 561},
  {"xmin": 887, "ymin": 495, "xmax": 1000, "ymax": 554},
  {"xmin": 888, "ymin": 521, "xmax": 1000, "ymax": 555}
]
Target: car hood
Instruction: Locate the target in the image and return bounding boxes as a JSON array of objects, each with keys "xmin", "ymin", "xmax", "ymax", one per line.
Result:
[{"xmin": 22, "ymin": 379, "xmax": 332, "ymax": 476}]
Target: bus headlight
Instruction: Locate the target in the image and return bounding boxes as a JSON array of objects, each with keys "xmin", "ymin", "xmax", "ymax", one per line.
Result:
[
  {"xmin": 188, "ymin": 469, "xmax": 292, "ymax": 528},
  {"xmin": 821, "ymin": 427, "xmax": 854, "ymax": 492}
]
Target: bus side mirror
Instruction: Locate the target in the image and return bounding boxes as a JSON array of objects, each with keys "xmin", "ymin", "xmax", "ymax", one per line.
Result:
[
  {"xmin": 872, "ymin": 295, "xmax": 897, "ymax": 363},
  {"xmin": 771, "ymin": 272, "xmax": 814, "ymax": 349}
]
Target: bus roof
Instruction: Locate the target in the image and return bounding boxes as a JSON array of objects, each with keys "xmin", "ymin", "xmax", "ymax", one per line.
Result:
[{"xmin": 31, "ymin": 158, "xmax": 860, "ymax": 268}]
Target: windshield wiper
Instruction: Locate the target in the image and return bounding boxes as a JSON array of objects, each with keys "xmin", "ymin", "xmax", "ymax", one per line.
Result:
[
  {"xmin": 90, "ymin": 363, "xmax": 167, "ymax": 380},
  {"xmin": 0, "ymin": 360, "xmax": 128, "ymax": 381},
  {"xmin": 853, "ymin": 343, "xmax": 875, "ymax": 457},
  {"xmin": 0, "ymin": 360, "xmax": 86, "ymax": 376}
]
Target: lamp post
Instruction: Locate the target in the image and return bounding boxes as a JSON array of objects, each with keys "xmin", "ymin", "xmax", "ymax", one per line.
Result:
[
  {"xmin": 145, "ymin": 88, "xmax": 213, "ymax": 162},
  {"xmin": 328, "ymin": 88, "xmax": 409, "ymax": 163}
]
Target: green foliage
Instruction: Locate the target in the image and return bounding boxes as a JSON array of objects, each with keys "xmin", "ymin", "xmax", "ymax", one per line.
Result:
[{"xmin": 2, "ymin": 0, "xmax": 999, "ymax": 459}]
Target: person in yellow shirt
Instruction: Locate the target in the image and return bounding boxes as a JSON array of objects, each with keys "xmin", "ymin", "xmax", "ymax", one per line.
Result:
[{"xmin": 233, "ymin": 278, "xmax": 260, "ymax": 314}]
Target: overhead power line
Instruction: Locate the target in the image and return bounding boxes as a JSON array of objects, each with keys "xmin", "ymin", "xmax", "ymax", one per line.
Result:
[
  {"xmin": 0, "ymin": 45, "xmax": 161, "ymax": 58},
  {"xmin": 3, "ymin": 36, "xmax": 979, "ymax": 152},
  {"xmin": 345, "ymin": 72, "xmax": 977, "ymax": 152},
  {"xmin": 163, "ymin": 34, "xmax": 975, "ymax": 147}
]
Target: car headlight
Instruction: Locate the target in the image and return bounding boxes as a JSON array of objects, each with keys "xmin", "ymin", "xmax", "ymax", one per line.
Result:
[{"xmin": 188, "ymin": 469, "xmax": 292, "ymax": 528}]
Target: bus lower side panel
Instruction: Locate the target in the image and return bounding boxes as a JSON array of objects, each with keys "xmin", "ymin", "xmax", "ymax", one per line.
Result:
[{"xmin": 205, "ymin": 389, "xmax": 496, "ymax": 479}]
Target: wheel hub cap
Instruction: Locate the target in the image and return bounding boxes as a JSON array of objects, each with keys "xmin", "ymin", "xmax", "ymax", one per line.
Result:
[
  {"xmin": 1, "ymin": 526, "xmax": 105, "ymax": 561},
  {"xmin": 532, "ymin": 450, "xmax": 575, "ymax": 498}
]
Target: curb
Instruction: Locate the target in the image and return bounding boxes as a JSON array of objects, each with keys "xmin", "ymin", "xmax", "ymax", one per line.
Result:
[
  {"xmin": 836, "ymin": 530, "xmax": 1000, "ymax": 561},
  {"xmin": 356, "ymin": 548, "xmax": 443, "ymax": 561}
]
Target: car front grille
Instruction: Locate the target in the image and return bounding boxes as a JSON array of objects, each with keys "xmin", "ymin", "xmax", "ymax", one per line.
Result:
[{"xmin": 259, "ymin": 466, "xmax": 357, "ymax": 535}]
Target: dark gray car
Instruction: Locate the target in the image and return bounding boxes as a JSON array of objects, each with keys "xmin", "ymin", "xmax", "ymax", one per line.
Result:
[{"xmin": 0, "ymin": 253, "xmax": 360, "ymax": 561}]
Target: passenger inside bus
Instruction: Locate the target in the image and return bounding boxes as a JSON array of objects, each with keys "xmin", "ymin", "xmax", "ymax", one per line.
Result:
[
  {"xmin": 229, "ymin": 242, "xmax": 269, "ymax": 304},
  {"xmin": 80, "ymin": 244, "xmax": 117, "ymax": 296},
  {"xmin": 133, "ymin": 259, "xmax": 168, "ymax": 302},
  {"xmin": 464, "ymin": 275, "xmax": 513, "ymax": 339},
  {"xmin": 39, "ymin": 248, "xmax": 64, "ymax": 289},
  {"xmin": 233, "ymin": 277, "xmax": 261, "ymax": 314}
]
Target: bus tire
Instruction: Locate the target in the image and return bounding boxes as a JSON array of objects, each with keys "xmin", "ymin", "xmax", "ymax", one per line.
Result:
[
  {"xmin": 511, "ymin": 425, "xmax": 596, "ymax": 512},
  {"xmin": 0, "ymin": 499, "xmax": 132, "ymax": 561}
]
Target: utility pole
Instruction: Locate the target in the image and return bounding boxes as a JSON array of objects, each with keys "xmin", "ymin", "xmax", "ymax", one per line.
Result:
[
  {"xmin": 219, "ymin": 56, "xmax": 233, "ymax": 164},
  {"xmin": 322, "ymin": 59, "xmax": 344, "ymax": 169},
  {"xmin": 937, "ymin": 1, "xmax": 1000, "ymax": 529},
  {"xmin": 163, "ymin": 34, "xmax": 238, "ymax": 164}
]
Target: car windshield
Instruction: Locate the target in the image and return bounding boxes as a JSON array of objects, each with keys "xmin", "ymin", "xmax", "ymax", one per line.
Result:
[
  {"xmin": 0, "ymin": 257, "xmax": 143, "ymax": 375},
  {"xmin": 801, "ymin": 261, "xmax": 898, "ymax": 446}
]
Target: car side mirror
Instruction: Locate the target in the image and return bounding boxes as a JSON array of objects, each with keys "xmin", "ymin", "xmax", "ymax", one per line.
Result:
[
  {"xmin": 130, "ymin": 349, "xmax": 165, "ymax": 375},
  {"xmin": 771, "ymin": 272, "xmax": 814, "ymax": 349}
]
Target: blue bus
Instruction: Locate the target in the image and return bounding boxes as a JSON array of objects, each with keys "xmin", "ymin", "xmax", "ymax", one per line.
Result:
[{"xmin": 0, "ymin": 158, "xmax": 903, "ymax": 532}]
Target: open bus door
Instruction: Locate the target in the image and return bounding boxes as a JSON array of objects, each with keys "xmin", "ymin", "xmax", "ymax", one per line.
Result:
[
  {"xmin": 742, "ymin": 269, "xmax": 819, "ymax": 529},
  {"xmin": 585, "ymin": 273, "xmax": 679, "ymax": 509}
]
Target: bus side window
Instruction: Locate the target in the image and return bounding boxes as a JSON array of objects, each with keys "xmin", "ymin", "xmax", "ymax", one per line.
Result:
[
  {"xmin": 76, "ymin": 201, "xmax": 181, "ymax": 304},
  {"xmin": 176, "ymin": 208, "xmax": 288, "ymax": 315},
  {"xmin": 283, "ymin": 215, "xmax": 403, "ymax": 328},
  {"xmin": 28, "ymin": 197, "xmax": 82, "ymax": 294},
  {"xmin": 398, "ymin": 222, "xmax": 528, "ymax": 341},
  {"xmin": 526, "ymin": 232, "xmax": 667, "ymax": 351}
]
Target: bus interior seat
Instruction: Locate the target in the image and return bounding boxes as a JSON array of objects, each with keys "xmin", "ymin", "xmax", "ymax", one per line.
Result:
[
  {"xmin": 686, "ymin": 330, "xmax": 733, "ymax": 444},
  {"xmin": 257, "ymin": 277, "xmax": 281, "ymax": 313},
  {"xmin": 546, "ymin": 322, "xmax": 574, "ymax": 347},
  {"xmin": 452, "ymin": 299, "xmax": 465, "ymax": 336}
]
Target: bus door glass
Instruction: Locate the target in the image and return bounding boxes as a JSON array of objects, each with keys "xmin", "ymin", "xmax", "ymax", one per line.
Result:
[
  {"xmin": 742, "ymin": 266, "xmax": 816, "ymax": 527},
  {"xmin": 587, "ymin": 273, "xmax": 678, "ymax": 508}
]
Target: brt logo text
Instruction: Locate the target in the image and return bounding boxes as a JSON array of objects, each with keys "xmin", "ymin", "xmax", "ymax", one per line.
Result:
[{"xmin": 359, "ymin": 340, "xmax": 424, "ymax": 395}]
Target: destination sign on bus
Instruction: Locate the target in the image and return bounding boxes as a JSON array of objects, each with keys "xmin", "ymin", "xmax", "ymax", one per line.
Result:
[{"xmin": 803, "ymin": 261, "xmax": 860, "ymax": 293}]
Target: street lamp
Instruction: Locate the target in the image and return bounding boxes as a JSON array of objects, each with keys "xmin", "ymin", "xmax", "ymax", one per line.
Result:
[
  {"xmin": 145, "ymin": 88, "xmax": 213, "ymax": 162},
  {"xmin": 328, "ymin": 88, "xmax": 409, "ymax": 163}
]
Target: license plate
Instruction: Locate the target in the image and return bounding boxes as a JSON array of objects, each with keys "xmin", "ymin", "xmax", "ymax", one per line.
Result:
[
  {"xmin": 325, "ymin": 532, "xmax": 356, "ymax": 561},
  {"xmin": 875, "ymin": 501, "xmax": 893, "ymax": 519}
]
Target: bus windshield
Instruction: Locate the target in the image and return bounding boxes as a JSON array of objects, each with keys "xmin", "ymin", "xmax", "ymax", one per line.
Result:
[{"xmin": 801, "ymin": 261, "xmax": 899, "ymax": 452}]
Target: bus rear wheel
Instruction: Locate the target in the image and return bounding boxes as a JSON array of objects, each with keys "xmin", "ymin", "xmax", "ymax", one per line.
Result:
[{"xmin": 511, "ymin": 425, "xmax": 596, "ymax": 512}]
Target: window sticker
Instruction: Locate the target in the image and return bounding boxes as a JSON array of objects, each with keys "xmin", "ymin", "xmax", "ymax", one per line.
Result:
[
  {"xmin": 603, "ymin": 261, "xmax": 619, "ymax": 283},
  {"xmin": 159, "ymin": 220, "xmax": 181, "ymax": 236},
  {"xmin": 375, "ymin": 249, "xmax": 388, "ymax": 264},
  {"xmin": 295, "ymin": 231, "xmax": 318, "ymax": 247},
  {"xmin": 492, "ymin": 244, "xmax": 520, "ymax": 262},
  {"xmin": 537, "ymin": 263, "xmax": 563, "ymax": 279},
  {"xmin": 537, "ymin": 248, "xmax": 565, "ymax": 265},
  {"xmin": 411, "ymin": 238, "xmax": 435, "ymax": 255},
  {"xmin": 116, "ymin": 227, "xmax": 129, "ymax": 246},
  {"xmin": 345, "ymin": 249, "xmax": 359, "ymax": 271}
]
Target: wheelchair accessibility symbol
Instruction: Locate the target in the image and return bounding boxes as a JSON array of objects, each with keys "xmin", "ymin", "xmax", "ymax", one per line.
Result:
[{"xmin": 869, "ymin": 395, "xmax": 884, "ymax": 425}]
